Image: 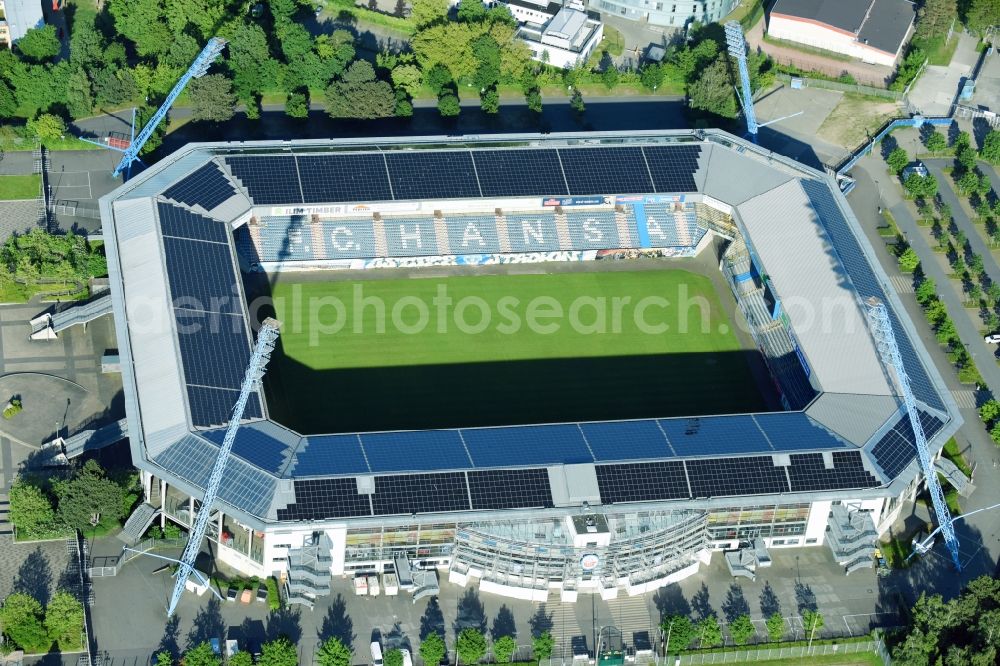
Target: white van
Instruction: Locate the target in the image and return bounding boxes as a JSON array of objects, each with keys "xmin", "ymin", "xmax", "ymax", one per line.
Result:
[
  {"xmin": 400, "ymin": 648, "xmax": 413, "ymax": 666},
  {"xmin": 370, "ymin": 642, "xmax": 383, "ymax": 666}
]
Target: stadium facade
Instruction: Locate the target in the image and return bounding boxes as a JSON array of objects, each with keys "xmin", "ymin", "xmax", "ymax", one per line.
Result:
[{"xmin": 100, "ymin": 130, "xmax": 960, "ymax": 605}]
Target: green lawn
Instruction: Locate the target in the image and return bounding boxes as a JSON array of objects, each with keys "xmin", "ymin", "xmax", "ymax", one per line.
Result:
[
  {"xmin": 0, "ymin": 174, "xmax": 40, "ymax": 200},
  {"xmin": 264, "ymin": 269, "xmax": 764, "ymax": 433}
]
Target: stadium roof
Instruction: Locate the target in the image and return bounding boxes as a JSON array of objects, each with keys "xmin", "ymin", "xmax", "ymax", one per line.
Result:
[{"xmin": 100, "ymin": 130, "xmax": 960, "ymax": 528}]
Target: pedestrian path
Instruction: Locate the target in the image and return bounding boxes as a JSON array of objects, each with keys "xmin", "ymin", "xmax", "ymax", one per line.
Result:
[{"xmin": 0, "ymin": 494, "xmax": 10, "ymax": 536}]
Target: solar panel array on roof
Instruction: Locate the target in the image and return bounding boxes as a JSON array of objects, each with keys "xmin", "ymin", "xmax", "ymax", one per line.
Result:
[
  {"xmin": 226, "ymin": 155, "xmax": 302, "ymax": 204},
  {"xmin": 559, "ymin": 146, "xmax": 652, "ymax": 195},
  {"xmin": 787, "ymin": 451, "xmax": 880, "ymax": 492},
  {"xmin": 162, "ymin": 162, "xmax": 236, "ymax": 211},
  {"xmin": 277, "ymin": 478, "xmax": 371, "ymax": 520},
  {"xmin": 871, "ymin": 410, "xmax": 947, "ymax": 479},
  {"xmin": 581, "ymin": 420, "xmax": 672, "ymax": 460},
  {"xmin": 687, "ymin": 457, "xmax": 789, "ymax": 497},
  {"xmin": 298, "ymin": 153, "xmax": 393, "ymax": 203},
  {"xmin": 642, "ymin": 145, "xmax": 701, "ymax": 193},
  {"xmin": 203, "ymin": 426, "xmax": 295, "ymax": 475},
  {"xmin": 386, "ymin": 151, "xmax": 480, "ymax": 200},
  {"xmin": 361, "ymin": 430, "xmax": 470, "ymax": 472},
  {"xmin": 472, "ymin": 149, "xmax": 568, "ymax": 197},
  {"xmin": 163, "ymin": 237, "xmax": 241, "ymax": 313},
  {"xmin": 372, "ymin": 472, "xmax": 470, "ymax": 515},
  {"xmin": 463, "ymin": 424, "xmax": 593, "ymax": 467},
  {"xmin": 663, "ymin": 416, "xmax": 772, "ymax": 456},
  {"xmin": 595, "ymin": 461, "xmax": 689, "ymax": 503},
  {"xmin": 158, "ymin": 202, "xmax": 230, "ymax": 243},
  {"xmin": 155, "ymin": 434, "xmax": 275, "ymax": 518},
  {"xmin": 157, "ymin": 203, "xmax": 260, "ymax": 428},
  {"xmin": 291, "ymin": 434, "xmax": 369, "ymax": 476},
  {"xmin": 468, "ymin": 469, "xmax": 553, "ymax": 509},
  {"xmin": 753, "ymin": 412, "xmax": 849, "ymax": 451}
]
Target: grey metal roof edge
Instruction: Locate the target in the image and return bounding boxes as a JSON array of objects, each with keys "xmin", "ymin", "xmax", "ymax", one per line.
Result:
[
  {"xmin": 806, "ymin": 393, "xmax": 901, "ymax": 446},
  {"xmin": 100, "ymin": 194, "xmax": 148, "ymax": 473}
]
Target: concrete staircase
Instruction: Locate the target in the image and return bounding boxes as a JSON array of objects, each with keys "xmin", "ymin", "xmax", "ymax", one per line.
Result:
[
  {"xmin": 554, "ymin": 211, "xmax": 572, "ymax": 249},
  {"xmin": 372, "ymin": 215, "xmax": 388, "ymax": 256},
  {"xmin": 0, "ymin": 493, "xmax": 11, "ymax": 536},
  {"xmin": 434, "ymin": 214, "xmax": 450, "ymax": 254},
  {"xmin": 614, "ymin": 208, "xmax": 636, "ymax": 247},
  {"xmin": 121, "ymin": 503, "xmax": 159, "ymax": 545},
  {"xmin": 495, "ymin": 212, "xmax": 511, "ymax": 252}
]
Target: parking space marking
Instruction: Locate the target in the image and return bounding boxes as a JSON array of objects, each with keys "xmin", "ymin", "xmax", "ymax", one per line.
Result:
[
  {"xmin": 49, "ymin": 170, "xmax": 93, "ymax": 200},
  {"xmin": 890, "ymin": 275, "xmax": 914, "ymax": 294},
  {"xmin": 952, "ymin": 390, "xmax": 977, "ymax": 409}
]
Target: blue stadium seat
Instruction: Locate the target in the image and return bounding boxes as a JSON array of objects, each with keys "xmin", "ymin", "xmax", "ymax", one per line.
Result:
[
  {"xmin": 504, "ymin": 212, "xmax": 560, "ymax": 253},
  {"xmin": 382, "ymin": 215, "xmax": 439, "ymax": 256},
  {"xmin": 641, "ymin": 203, "xmax": 682, "ymax": 247},
  {"xmin": 564, "ymin": 210, "xmax": 622, "ymax": 249},
  {"xmin": 319, "ymin": 218, "xmax": 378, "ymax": 259},
  {"xmin": 258, "ymin": 216, "xmax": 316, "ymax": 261},
  {"xmin": 445, "ymin": 214, "xmax": 501, "ymax": 255}
]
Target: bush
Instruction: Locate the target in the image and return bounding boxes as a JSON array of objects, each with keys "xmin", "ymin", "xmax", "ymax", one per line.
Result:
[
  {"xmin": 266, "ymin": 576, "xmax": 281, "ymax": 611},
  {"xmin": 0, "ymin": 593, "xmax": 50, "ymax": 653},
  {"xmin": 163, "ymin": 522, "xmax": 182, "ymax": 539}
]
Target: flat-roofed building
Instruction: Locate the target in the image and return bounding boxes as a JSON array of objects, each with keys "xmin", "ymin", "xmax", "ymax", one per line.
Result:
[{"xmin": 0, "ymin": 0, "xmax": 44, "ymax": 49}]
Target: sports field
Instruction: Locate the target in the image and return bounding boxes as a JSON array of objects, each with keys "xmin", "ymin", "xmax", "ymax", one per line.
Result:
[{"xmin": 263, "ymin": 269, "xmax": 770, "ymax": 433}]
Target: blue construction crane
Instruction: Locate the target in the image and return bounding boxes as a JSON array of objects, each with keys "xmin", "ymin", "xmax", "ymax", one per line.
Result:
[
  {"xmin": 866, "ymin": 298, "xmax": 961, "ymax": 570},
  {"xmin": 82, "ymin": 37, "xmax": 226, "ymax": 180},
  {"xmin": 724, "ymin": 21, "xmax": 759, "ymax": 142},
  {"xmin": 165, "ymin": 318, "xmax": 281, "ymax": 616}
]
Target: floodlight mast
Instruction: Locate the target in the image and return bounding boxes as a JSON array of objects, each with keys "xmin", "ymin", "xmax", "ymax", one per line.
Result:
[
  {"xmin": 166, "ymin": 318, "xmax": 281, "ymax": 617},
  {"xmin": 724, "ymin": 21, "xmax": 759, "ymax": 142},
  {"xmin": 111, "ymin": 37, "xmax": 227, "ymax": 179},
  {"xmin": 865, "ymin": 298, "xmax": 961, "ymax": 570}
]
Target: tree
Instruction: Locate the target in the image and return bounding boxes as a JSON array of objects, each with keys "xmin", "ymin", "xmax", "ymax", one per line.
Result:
[
  {"xmin": 108, "ymin": 0, "xmax": 172, "ymax": 56},
  {"xmin": 153, "ymin": 650, "xmax": 173, "ymax": 666},
  {"xmin": 16, "ymin": 25, "xmax": 60, "ymax": 62},
  {"xmin": 458, "ymin": 0, "xmax": 487, "ymax": 21},
  {"xmin": 285, "ymin": 91, "xmax": 309, "ymax": 118},
  {"xmin": 958, "ymin": 145, "xmax": 978, "ymax": 171},
  {"xmin": 424, "ymin": 64, "xmax": 454, "ymax": 96},
  {"xmin": 802, "ymin": 609, "xmax": 824, "ymax": 647},
  {"xmin": 887, "ymin": 147, "xmax": 910, "ymax": 174},
  {"xmin": 27, "ymin": 113, "xmax": 65, "ymax": 143},
  {"xmin": 640, "ymin": 63, "xmax": 665, "ymax": 91},
  {"xmin": 394, "ymin": 89, "xmax": 413, "ymax": 117},
  {"xmin": 493, "ymin": 635, "xmax": 517, "ymax": 663},
  {"xmin": 9, "ymin": 480, "xmax": 57, "ymax": 537},
  {"xmin": 526, "ymin": 88, "xmax": 542, "ymax": 113},
  {"xmin": 183, "ymin": 642, "xmax": 222, "ymax": 666},
  {"xmin": 0, "ymin": 593, "xmax": 49, "ymax": 652},
  {"xmin": 697, "ymin": 616, "xmax": 722, "ymax": 649},
  {"xmin": 420, "ymin": 633, "xmax": 447, "ymax": 666},
  {"xmin": 601, "ymin": 66, "xmax": 619, "ymax": 90},
  {"xmin": 457, "ymin": 628, "xmax": 486, "ymax": 665},
  {"xmin": 970, "ymin": 253, "xmax": 985, "ymax": 276},
  {"xmin": 164, "ymin": 0, "xmax": 225, "ymax": 39},
  {"xmin": 926, "ymin": 130, "xmax": 948, "ymax": 154},
  {"xmin": 258, "ymin": 637, "xmax": 298, "ymax": 666},
  {"xmin": 915, "ymin": 0, "xmax": 957, "ymax": 39},
  {"xmin": 65, "ymin": 67, "xmax": 94, "ymax": 119},
  {"xmin": 187, "ymin": 74, "xmax": 236, "ymax": 123},
  {"xmin": 411, "ymin": 0, "xmax": 448, "ymax": 26},
  {"xmin": 317, "ymin": 638, "xmax": 352, "ymax": 666},
  {"xmin": 958, "ymin": 170, "xmax": 981, "ymax": 195},
  {"xmin": 343, "ymin": 60, "xmax": 378, "ymax": 83},
  {"xmin": 480, "ymin": 86, "xmax": 500, "ymax": 113},
  {"xmin": 227, "ymin": 23, "xmax": 280, "ymax": 99},
  {"xmin": 0, "ymin": 79, "xmax": 15, "ymax": 118},
  {"xmin": 688, "ymin": 56, "xmax": 737, "ymax": 119},
  {"xmin": 325, "ymin": 77, "xmax": 396, "ymax": 119},
  {"xmin": 916, "ymin": 277, "xmax": 937, "ymax": 305},
  {"xmin": 569, "ymin": 89, "xmax": 585, "ymax": 113},
  {"xmin": 57, "ymin": 459, "xmax": 126, "ymax": 531},
  {"xmin": 438, "ymin": 92, "xmax": 461, "ymax": 117},
  {"xmin": 45, "ymin": 592, "xmax": 84, "ymax": 650},
  {"xmin": 980, "ymin": 398, "xmax": 1000, "ymax": 423},
  {"xmin": 963, "ymin": 0, "xmax": 1000, "ymax": 33},
  {"xmin": 898, "ymin": 247, "xmax": 920, "ymax": 273},
  {"xmin": 729, "ymin": 614, "xmax": 755, "ymax": 646},
  {"xmin": 93, "ymin": 67, "xmax": 139, "ymax": 107},
  {"xmin": 765, "ymin": 613, "xmax": 784, "ymax": 642},
  {"xmin": 531, "ymin": 631, "xmax": 553, "ymax": 662},
  {"xmin": 662, "ymin": 616, "xmax": 696, "ymax": 654},
  {"xmin": 229, "ymin": 653, "xmax": 253, "ymax": 666},
  {"xmin": 991, "ymin": 421, "xmax": 1000, "ymax": 445},
  {"xmin": 982, "ymin": 129, "xmax": 1000, "ymax": 163},
  {"xmin": 925, "ymin": 299, "xmax": 947, "ymax": 326},
  {"xmin": 392, "ymin": 65, "xmax": 422, "ymax": 97},
  {"xmin": 384, "ymin": 649, "xmax": 403, "ymax": 666}
]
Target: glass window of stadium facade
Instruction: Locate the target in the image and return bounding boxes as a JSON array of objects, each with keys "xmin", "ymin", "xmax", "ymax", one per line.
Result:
[{"xmin": 594, "ymin": 0, "xmax": 736, "ymax": 27}]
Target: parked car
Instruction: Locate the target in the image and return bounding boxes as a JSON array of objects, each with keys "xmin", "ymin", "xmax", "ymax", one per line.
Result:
[
  {"xmin": 985, "ymin": 334, "xmax": 1000, "ymax": 343},
  {"xmin": 226, "ymin": 586, "xmax": 238, "ymax": 602},
  {"xmin": 370, "ymin": 642, "xmax": 383, "ymax": 666},
  {"xmin": 401, "ymin": 649, "xmax": 413, "ymax": 666},
  {"xmin": 256, "ymin": 584, "xmax": 268, "ymax": 602}
]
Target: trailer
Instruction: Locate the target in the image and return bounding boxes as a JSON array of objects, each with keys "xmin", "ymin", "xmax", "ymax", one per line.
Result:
[
  {"xmin": 367, "ymin": 575, "xmax": 380, "ymax": 596},
  {"xmin": 383, "ymin": 573, "xmax": 399, "ymax": 596},
  {"xmin": 354, "ymin": 576, "xmax": 368, "ymax": 596}
]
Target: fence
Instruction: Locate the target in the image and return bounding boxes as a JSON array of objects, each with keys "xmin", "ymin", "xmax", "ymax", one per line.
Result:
[
  {"xmin": 675, "ymin": 638, "xmax": 882, "ymax": 664},
  {"xmin": 775, "ymin": 73, "xmax": 904, "ymax": 100},
  {"xmin": 836, "ymin": 115, "xmax": 953, "ymax": 176},
  {"xmin": 87, "ymin": 536, "xmax": 188, "ymax": 577}
]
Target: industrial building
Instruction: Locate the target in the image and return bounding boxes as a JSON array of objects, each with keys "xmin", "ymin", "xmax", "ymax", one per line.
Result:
[
  {"xmin": 100, "ymin": 129, "xmax": 960, "ymax": 606},
  {"xmin": 0, "ymin": 0, "xmax": 44, "ymax": 49},
  {"xmin": 767, "ymin": 0, "xmax": 916, "ymax": 67}
]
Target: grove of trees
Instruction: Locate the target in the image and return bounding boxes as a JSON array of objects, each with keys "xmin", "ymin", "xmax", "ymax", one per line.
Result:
[{"xmin": 0, "ymin": 591, "xmax": 84, "ymax": 653}]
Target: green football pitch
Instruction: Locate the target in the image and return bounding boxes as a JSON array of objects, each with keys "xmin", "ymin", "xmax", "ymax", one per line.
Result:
[{"xmin": 262, "ymin": 269, "xmax": 769, "ymax": 433}]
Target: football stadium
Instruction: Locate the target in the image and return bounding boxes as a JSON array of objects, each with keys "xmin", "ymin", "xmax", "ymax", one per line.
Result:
[{"xmin": 101, "ymin": 129, "xmax": 961, "ymax": 605}]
